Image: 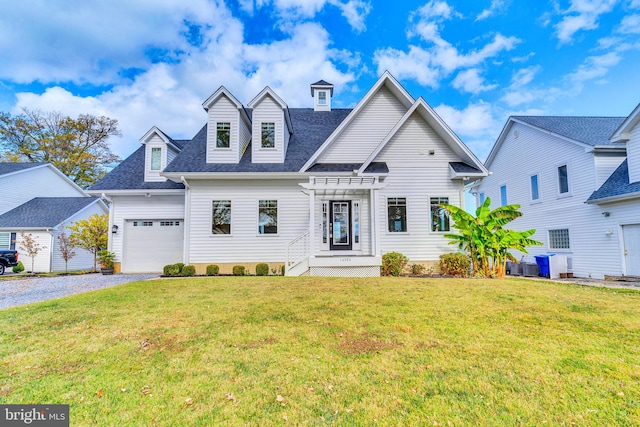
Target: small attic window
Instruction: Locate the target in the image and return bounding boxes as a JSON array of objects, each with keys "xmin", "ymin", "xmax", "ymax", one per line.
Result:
[
  {"xmin": 216, "ymin": 122, "xmax": 231, "ymax": 148},
  {"xmin": 261, "ymin": 122, "xmax": 275, "ymax": 148},
  {"xmin": 318, "ymin": 91, "xmax": 327, "ymax": 105},
  {"xmin": 151, "ymin": 147, "xmax": 162, "ymax": 171}
]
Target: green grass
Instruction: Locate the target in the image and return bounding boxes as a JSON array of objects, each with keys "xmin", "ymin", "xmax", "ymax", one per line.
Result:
[{"xmin": 1, "ymin": 277, "xmax": 639, "ymax": 426}]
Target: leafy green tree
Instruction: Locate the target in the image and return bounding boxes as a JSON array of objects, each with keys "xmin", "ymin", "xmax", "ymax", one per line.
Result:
[
  {"xmin": 0, "ymin": 108, "xmax": 121, "ymax": 187},
  {"xmin": 67, "ymin": 214, "xmax": 108, "ymax": 271},
  {"xmin": 442, "ymin": 198, "xmax": 542, "ymax": 277}
]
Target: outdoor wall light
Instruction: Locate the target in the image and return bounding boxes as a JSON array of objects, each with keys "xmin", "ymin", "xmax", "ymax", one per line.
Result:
[
  {"xmin": 602, "ymin": 211, "xmax": 611, "ymax": 217},
  {"xmin": 112, "ymin": 224, "xmax": 119, "ymax": 234}
]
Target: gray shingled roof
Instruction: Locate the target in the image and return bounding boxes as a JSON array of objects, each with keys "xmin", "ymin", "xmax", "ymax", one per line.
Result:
[
  {"xmin": 450, "ymin": 162, "xmax": 483, "ymax": 173},
  {"xmin": 307, "ymin": 162, "xmax": 389, "ymax": 174},
  {"xmin": 164, "ymin": 108, "xmax": 352, "ymax": 174},
  {"xmin": 587, "ymin": 160, "xmax": 640, "ymax": 202},
  {"xmin": 0, "ymin": 197, "xmax": 100, "ymax": 228},
  {"xmin": 0, "ymin": 162, "xmax": 48, "ymax": 176},
  {"xmin": 89, "ymin": 145, "xmax": 185, "ymax": 191},
  {"xmin": 513, "ymin": 116, "xmax": 626, "ymax": 147}
]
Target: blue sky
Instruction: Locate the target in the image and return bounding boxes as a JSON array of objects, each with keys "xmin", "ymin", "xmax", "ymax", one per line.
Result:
[{"xmin": 1, "ymin": 0, "xmax": 639, "ymax": 160}]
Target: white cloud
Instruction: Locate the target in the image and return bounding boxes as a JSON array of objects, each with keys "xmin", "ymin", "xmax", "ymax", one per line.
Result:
[
  {"xmin": 555, "ymin": 0, "xmax": 617, "ymax": 44},
  {"xmin": 329, "ymin": 0, "xmax": 372, "ymax": 32},
  {"xmin": 476, "ymin": 0, "xmax": 509, "ymax": 21},
  {"xmin": 567, "ymin": 51, "xmax": 622, "ymax": 84},
  {"xmin": 434, "ymin": 102, "xmax": 497, "ymax": 136},
  {"xmin": 374, "ymin": 2, "xmax": 519, "ymax": 88},
  {"xmin": 619, "ymin": 14, "xmax": 640, "ymax": 33},
  {"xmin": 11, "ymin": 17, "xmax": 361, "ymax": 157},
  {"xmin": 451, "ymin": 69, "xmax": 497, "ymax": 94}
]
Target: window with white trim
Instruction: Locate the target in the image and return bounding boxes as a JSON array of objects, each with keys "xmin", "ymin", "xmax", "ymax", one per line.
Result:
[
  {"xmin": 151, "ymin": 147, "xmax": 162, "ymax": 171},
  {"xmin": 133, "ymin": 221, "xmax": 153, "ymax": 227},
  {"xmin": 261, "ymin": 122, "xmax": 275, "ymax": 148},
  {"xmin": 430, "ymin": 197, "xmax": 450, "ymax": 232},
  {"xmin": 258, "ymin": 200, "xmax": 277, "ymax": 234},
  {"xmin": 0, "ymin": 233, "xmax": 10, "ymax": 250},
  {"xmin": 216, "ymin": 122, "xmax": 231, "ymax": 148},
  {"xmin": 318, "ymin": 91, "xmax": 327, "ymax": 105},
  {"xmin": 549, "ymin": 228, "xmax": 570, "ymax": 249},
  {"xmin": 558, "ymin": 164, "xmax": 569, "ymax": 194},
  {"xmin": 530, "ymin": 174, "xmax": 540, "ymax": 201},
  {"xmin": 500, "ymin": 185, "xmax": 508, "ymax": 206},
  {"xmin": 387, "ymin": 197, "xmax": 407, "ymax": 232},
  {"xmin": 160, "ymin": 221, "xmax": 180, "ymax": 227},
  {"xmin": 212, "ymin": 200, "xmax": 231, "ymax": 234}
]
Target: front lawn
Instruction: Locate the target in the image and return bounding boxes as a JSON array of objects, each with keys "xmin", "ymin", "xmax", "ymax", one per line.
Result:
[{"xmin": 1, "ymin": 277, "xmax": 639, "ymax": 425}]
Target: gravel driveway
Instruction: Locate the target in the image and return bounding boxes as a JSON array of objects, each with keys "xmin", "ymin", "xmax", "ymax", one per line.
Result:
[{"xmin": 0, "ymin": 273, "xmax": 158, "ymax": 309}]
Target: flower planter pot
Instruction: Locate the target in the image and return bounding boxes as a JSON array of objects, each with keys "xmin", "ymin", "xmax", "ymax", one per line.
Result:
[
  {"xmin": 560, "ymin": 273, "xmax": 568, "ymax": 278},
  {"xmin": 101, "ymin": 268, "xmax": 114, "ymax": 275}
]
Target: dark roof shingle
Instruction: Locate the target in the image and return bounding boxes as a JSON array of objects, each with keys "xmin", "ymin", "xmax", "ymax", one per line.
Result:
[
  {"xmin": 513, "ymin": 116, "xmax": 626, "ymax": 147},
  {"xmin": 0, "ymin": 162, "xmax": 48, "ymax": 176},
  {"xmin": 587, "ymin": 160, "xmax": 640, "ymax": 202},
  {"xmin": 0, "ymin": 197, "xmax": 100, "ymax": 228}
]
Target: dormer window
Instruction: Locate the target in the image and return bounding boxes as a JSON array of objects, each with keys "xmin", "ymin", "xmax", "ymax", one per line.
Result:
[
  {"xmin": 150, "ymin": 147, "xmax": 162, "ymax": 171},
  {"xmin": 216, "ymin": 122, "xmax": 231, "ymax": 148},
  {"xmin": 261, "ymin": 122, "xmax": 275, "ymax": 148},
  {"xmin": 318, "ymin": 91, "xmax": 327, "ymax": 105}
]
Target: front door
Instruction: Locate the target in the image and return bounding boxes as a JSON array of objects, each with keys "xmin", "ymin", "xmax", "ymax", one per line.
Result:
[
  {"xmin": 330, "ymin": 201, "xmax": 352, "ymax": 250},
  {"xmin": 623, "ymin": 224, "xmax": 640, "ymax": 277}
]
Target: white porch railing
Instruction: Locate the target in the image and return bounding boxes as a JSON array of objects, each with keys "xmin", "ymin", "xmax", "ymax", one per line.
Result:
[{"xmin": 286, "ymin": 230, "xmax": 310, "ymax": 275}]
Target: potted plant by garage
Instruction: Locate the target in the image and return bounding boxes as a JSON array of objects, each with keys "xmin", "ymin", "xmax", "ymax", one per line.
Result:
[{"xmin": 97, "ymin": 249, "xmax": 116, "ymax": 275}]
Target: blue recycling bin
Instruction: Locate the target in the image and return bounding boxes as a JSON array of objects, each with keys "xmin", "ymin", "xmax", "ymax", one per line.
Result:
[{"xmin": 534, "ymin": 254, "xmax": 554, "ymax": 278}]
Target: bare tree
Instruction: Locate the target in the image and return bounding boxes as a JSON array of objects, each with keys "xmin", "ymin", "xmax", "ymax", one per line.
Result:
[
  {"xmin": 57, "ymin": 228, "xmax": 76, "ymax": 274},
  {"xmin": 19, "ymin": 231, "xmax": 46, "ymax": 274}
]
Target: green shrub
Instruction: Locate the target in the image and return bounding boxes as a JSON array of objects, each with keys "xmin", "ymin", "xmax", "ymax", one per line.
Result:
[
  {"xmin": 410, "ymin": 263, "xmax": 426, "ymax": 276},
  {"xmin": 206, "ymin": 264, "xmax": 219, "ymax": 276},
  {"xmin": 163, "ymin": 264, "xmax": 181, "ymax": 277},
  {"xmin": 174, "ymin": 263, "xmax": 185, "ymax": 273},
  {"xmin": 280, "ymin": 265, "xmax": 286, "ymax": 276},
  {"xmin": 232, "ymin": 265, "xmax": 245, "ymax": 276},
  {"xmin": 256, "ymin": 263, "xmax": 269, "ymax": 276},
  {"xmin": 181, "ymin": 265, "xmax": 196, "ymax": 277},
  {"xmin": 439, "ymin": 253, "xmax": 471, "ymax": 277},
  {"xmin": 381, "ymin": 251, "xmax": 409, "ymax": 277},
  {"xmin": 12, "ymin": 261, "xmax": 24, "ymax": 274}
]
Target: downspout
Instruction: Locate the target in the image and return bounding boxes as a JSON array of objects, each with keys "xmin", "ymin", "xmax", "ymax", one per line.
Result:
[
  {"xmin": 48, "ymin": 228, "xmax": 54, "ymax": 273},
  {"xmin": 180, "ymin": 177, "xmax": 191, "ymax": 266}
]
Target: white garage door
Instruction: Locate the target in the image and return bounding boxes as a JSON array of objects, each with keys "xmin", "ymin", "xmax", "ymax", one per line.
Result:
[{"xmin": 123, "ymin": 219, "xmax": 184, "ymax": 272}]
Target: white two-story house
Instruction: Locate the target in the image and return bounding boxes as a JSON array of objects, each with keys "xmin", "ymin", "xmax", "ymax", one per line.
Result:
[
  {"xmin": 475, "ymin": 111, "xmax": 640, "ymax": 279},
  {"xmin": 89, "ymin": 72, "xmax": 488, "ymax": 276}
]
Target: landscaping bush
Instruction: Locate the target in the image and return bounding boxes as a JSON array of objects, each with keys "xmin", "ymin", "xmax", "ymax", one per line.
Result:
[
  {"xmin": 439, "ymin": 253, "xmax": 471, "ymax": 277},
  {"xmin": 381, "ymin": 251, "xmax": 409, "ymax": 276},
  {"xmin": 232, "ymin": 265, "xmax": 245, "ymax": 276},
  {"xmin": 206, "ymin": 264, "xmax": 219, "ymax": 276},
  {"xmin": 280, "ymin": 265, "xmax": 286, "ymax": 276},
  {"xmin": 174, "ymin": 263, "xmax": 185, "ymax": 273},
  {"xmin": 163, "ymin": 264, "xmax": 181, "ymax": 277},
  {"xmin": 410, "ymin": 263, "xmax": 426, "ymax": 276},
  {"xmin": 255, "ymin": 263, "xmax": 269, "ymax": 276},
  {"xmin": 181, "ymin": 265, "xmax": 196, "ymax": 277},
  {"xmin": 12, "ymin": 261, "xmax": 24, "ymax": 274}
]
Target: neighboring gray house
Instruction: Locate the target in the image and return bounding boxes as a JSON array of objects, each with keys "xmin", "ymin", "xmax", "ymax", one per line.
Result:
[
  {"xmin": 89, "ymin": 72, "xmax": 488, "ymax": 275},
  {"xmin": 475, "ymin": 111, "xmax": 640, "ymax": 279},
  {"xmin": 0, "ymin": 162, "xmax": 108, "ymax": 272}
]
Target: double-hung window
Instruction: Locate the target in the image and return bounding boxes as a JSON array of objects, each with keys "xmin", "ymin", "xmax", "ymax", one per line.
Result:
[
  {"xmin": 261, "ymin": 122, "xmax": 275, "ymax": 148},
  {"xmin": 387, "ymin": 197, "xmax": 407, "ymax": 232},
  {"xmin": 0, "ymin": 233, "xmax": 10, "ymax": 250},
  {"xmin": 430, "ymin": 197, "xmax": 450, "ymax": 232},
  {"xmin": 216, "ymin": 122, "xmax": 231, "ymax": 148},
  {"xmin": 150, "ymin": 147, "xmax": 162, "ymax": 171},
  {"xmin": 258, "ymin": 200, "xmax": 277, "ymax": 234},
  {"xmin": 212, "ymin": 200, "xmax": 231, "ymax": 234},
  {"xmin": 500, "ymin": 185, "xmax": 508, "ymax": 206},
  {"xmin": 318, "ymin": 91, "xmax": 327, "ymax": 105}
]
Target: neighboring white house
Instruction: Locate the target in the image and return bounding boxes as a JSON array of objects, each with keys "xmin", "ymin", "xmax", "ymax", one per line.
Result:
[
  {"xmin": 88, "ymin": 72, "xmax": 488, "ymax": 276},
  {"xmin": 0, "ymin": 163, "xmax": 108, "ymax": 273},
  {"xmin": 474, "ymin": 113, "xmax": 640, "ymax": 279}
]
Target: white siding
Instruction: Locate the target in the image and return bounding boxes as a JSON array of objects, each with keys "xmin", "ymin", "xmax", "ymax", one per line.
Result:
[
  {"xmin": 143, "ymin": 135, "xmax": 168, "ymax": 182},
  {"xmin": 51, "ymin": 202, "xmax": 108, "ymax": 272},
  {"xmin": 187, "ymin": 179, "xmax": 308, "ymax": 264},
  {"xmin": 318, "ymin": 86, "xmax": 408, "ymax": 163},
  {"xmin": 206, "ymin": 95, "xmax": 250, "ymax": 164},
  {"xmin": 594, "ymin": 152, "xmax": 626, "ymax": 188},
  {"xmin": 477, "ymin": 122, "xmax": 624, "ymax": 279},
  {"xmin": 109, "ymin": 195, "xmax": 185, "ymax": 266},
  {"xmin": 251, "ymin": 96, "xmax": 286, "ymax": 163},
  {"xmin": 627, "ymin": 122, "xmax": 640, "ymax": 184},
  {"xmin": 0, "ymin": 167, "xmax": 86, "ymax": 215},
  {"xmin": 375, "ymin": 113, "xmax": 464, "ymax": 261}
]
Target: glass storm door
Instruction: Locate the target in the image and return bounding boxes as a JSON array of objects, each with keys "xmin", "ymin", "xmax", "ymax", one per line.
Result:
[{"xmin": 330, "ymin": 201, "xmax": 351, "ymax": 250}]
